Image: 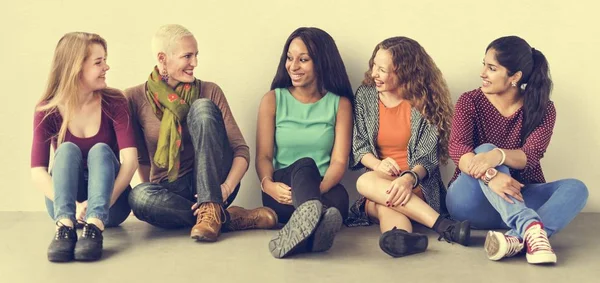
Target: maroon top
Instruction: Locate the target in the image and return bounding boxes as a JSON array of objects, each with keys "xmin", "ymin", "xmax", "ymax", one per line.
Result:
[
  {"xmin": 449, "ymin": 88, "xmax": 556, "ymax": 185},
  {"xmin": 31, "ymin": 93, "xmax": 136, "ymax": 168}
]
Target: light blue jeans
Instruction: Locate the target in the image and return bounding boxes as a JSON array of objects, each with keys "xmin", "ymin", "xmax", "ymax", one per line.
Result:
[
  {"xmin": 45, "ymin": 142, "xmax": 128, "ymax": 226},
  {"xmin": 446, "ymin": 143, "xmax": 588, "ymax": 239}
]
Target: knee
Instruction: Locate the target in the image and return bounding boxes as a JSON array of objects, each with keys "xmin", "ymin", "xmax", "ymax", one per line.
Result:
[
  {"xmin": 188, "ymin": 98, "xmax": 220, "ymax": 122},
  {"xmin": 474, "ymin": 143, "xmax": 497, "ymax": 154},
  {"xmin": 564, "ymin": 178, "xmax": 589, "ymax": 203},
  {"xmin": 55, "ymin": 142, "xmax": 82, "ymax": 158},
  {"xmin": 290, "ymin": 157, "xmax": 320, "ymax": 174},
  {"xmin": 128, "ymin": 184, "xmax": 152, "ymax": 212},
  {"xmin": 356, "ymin": 172, "xmax": 375, "ymax": 196},
  {"xmin": 88, "ymin": 143, "xmax": 113, "ymax": 158}
]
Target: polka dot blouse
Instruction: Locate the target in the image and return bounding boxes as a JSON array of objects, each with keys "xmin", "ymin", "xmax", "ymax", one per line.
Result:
[{"xmin": 449, "ymin": 88, "xmax": 556, "ymax": 185}]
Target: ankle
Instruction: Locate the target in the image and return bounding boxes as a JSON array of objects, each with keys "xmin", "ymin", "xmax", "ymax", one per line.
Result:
[
  {"xmin": 432, "ymin": 215, "xmax": 453, "ymax": 233},
  {"xmin": 86, "ymin": 218, "xmax": 105, "ymax": 231},
  {"xmin": 56, "ymin": 219, "xmax": 74, "ymax": 230}
]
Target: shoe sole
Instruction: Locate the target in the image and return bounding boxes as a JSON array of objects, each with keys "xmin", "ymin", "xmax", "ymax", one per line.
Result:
[
  {"xmin": 74, "ymin": 250, "xmax": 102, "ymax": 261},
  {"xmin": 48, "ymin": 251, "xmax": 73, "ymax": 262},
  {"xmin": 484, "ymin": 231, "xmax": 505, "ymax": 261},
  {"xmin": 269, "ymin": 200, "xmax": 322, "ymax": 259},
  {"xmin": 456, "ymin": 220, "xmax": 471, "ymax": 246},
  {"xmin": 379, "ymin": 230, "xmax": 428, "ymax": 258},
  {"xmin": 191, "ymin": 234, "xmax": 219, "ymax": 242},
  {"xmin": 310, "ymin": 207, "xmax": 343, "ymax": 253},
  {"xmin": 527, "ymin": 253, "xmax": 557, "ymax": 264}
]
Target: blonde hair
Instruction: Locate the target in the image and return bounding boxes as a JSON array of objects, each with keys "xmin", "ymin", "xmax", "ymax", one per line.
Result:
[
  {"xmin": 151, "ymin": 24, "xmax": 194, "ymax": 58},
  {"xmin": 36, "ymin": 32, "xmax": 121, "ymax": 145},
  {"xmin": 363, "ymin": 37, "xmax": 453, "ymax": 164}
]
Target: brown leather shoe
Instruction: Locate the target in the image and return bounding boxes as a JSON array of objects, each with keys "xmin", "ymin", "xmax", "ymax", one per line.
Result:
[
  {"xmin": 224, "ymin": 206, "xmax": 278, "ymax": 231},
  {"xmin": 190, "ymin": 202, "xmax": 223, "ymax": 242}
]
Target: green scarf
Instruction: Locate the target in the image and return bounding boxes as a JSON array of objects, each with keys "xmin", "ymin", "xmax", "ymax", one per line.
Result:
[{"xmin": 145, "ymin": 66, "xmax": 199, "ymax": 182}]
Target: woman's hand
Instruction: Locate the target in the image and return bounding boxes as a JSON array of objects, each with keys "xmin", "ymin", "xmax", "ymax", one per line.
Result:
[
  {"xmin": 468, "ymin": 150, "xmax": 502, "ymax": 178},
  {"xmin": 487, "ymin": 172, "xmax": 524, "ymax": 204},
  {"xmin": 385, "ymin": 174, "xmax": 414, "ymax": 207},
  {"xmin": 374, "ymin": 157, "xmax": 401, "ymax": 177}
]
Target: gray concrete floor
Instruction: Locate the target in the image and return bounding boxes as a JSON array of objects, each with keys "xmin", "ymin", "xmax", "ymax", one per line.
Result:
[{"xmin": 1, "ymin": 212, "xmax": 599, "ymax": 283}]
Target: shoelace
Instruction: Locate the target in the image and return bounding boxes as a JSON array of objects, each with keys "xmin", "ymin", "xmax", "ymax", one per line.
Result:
[
  {"xmin": 525, "ymin": 227, "xmax": 552, "ymax": 253},
  {"xmin": 229, "ymin": 212, "xmax": 259, "ymax": 230},
  {"xmin": 198, "ymin": 203, "xmax": 225, "ymax": 225},
  {"xmin": 81, "ymin": 223, "xmax": 98, "ymax": 239},
  {"xmin": 504, "ymin": 235, "xmax": 524, "ymax": 257},
  {"xmin": 54, "ymin": 220, "xmax": 74, "ymax": 240},
  {"xmin": 438, "ymin": 225, "xmax": 454, "ymax": 243}
]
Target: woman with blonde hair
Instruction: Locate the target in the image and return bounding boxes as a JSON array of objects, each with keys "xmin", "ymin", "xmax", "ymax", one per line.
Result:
[
  {"xmin": 126, "ymin": 24, "xmax": 277, "ymax": 242},
  {"xmin": 348, "ymin": 37, "xmax": 470, "ymax": 257},
  {"xmin": 31, "ymin": 32, "xmax": 138, "ymax": 262}
]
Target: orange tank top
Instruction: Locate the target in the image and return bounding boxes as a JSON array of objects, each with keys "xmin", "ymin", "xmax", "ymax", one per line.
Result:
[
  {"xmin": 376, "ymin": 99, "xmax": 411, "ymax": 171},
  {"xmin": 376, "ymin": 99, "xmax": 423, "ymax": 199}
]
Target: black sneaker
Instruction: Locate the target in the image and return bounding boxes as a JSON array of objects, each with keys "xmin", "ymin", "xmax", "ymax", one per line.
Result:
[
  {"xmin": 268, "ymin": 200, "xmax": 322, "ymax": 259},
  {"xmin": 74, "ymin": 223, "xmax": 104, "ymax": 261},
  {"xmin": 47, "ymin": 224, "xmax": 77, "ymax": 262},
  {"xmin": 438, "ymin": 220, "xmax": 471, "ymax": 246},
  {"xmin": 379, "ymin": 227, "xmax": 428, "ymax": 258},
  {"xmin": 309, "ymin": 206, "xmax": 343, "ymax": 253}
]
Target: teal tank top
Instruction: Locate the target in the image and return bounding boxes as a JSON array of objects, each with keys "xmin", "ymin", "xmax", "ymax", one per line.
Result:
[{"xmin": 273, "ymin": 88, "xmax": 340, "ymax": 176}]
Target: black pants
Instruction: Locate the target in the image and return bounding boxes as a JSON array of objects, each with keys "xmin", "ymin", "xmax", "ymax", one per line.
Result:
[
  {"xmin": 262, "ymin": 158, "xmax": 349, "ymax": 224},
  {"xmin": 129, "ymin": 99, "xmax": 238, "ymax": 229}
]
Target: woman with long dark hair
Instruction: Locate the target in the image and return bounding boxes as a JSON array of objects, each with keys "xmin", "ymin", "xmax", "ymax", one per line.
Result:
[
  {"xmin": 446, "ymin": 36, "xmax": 588, "ymax": 265},
  {"xmin": 256, "ymin": 27, "xmax": 353, "ymax": 258}
]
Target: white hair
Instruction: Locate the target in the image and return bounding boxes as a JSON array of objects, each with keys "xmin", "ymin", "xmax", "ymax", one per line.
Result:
[{"xmin": 151, "ymin": 24, "xmax": 194, "ymax": 58}]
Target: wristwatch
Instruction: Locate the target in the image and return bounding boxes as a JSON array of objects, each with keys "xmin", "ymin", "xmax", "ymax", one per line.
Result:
[{"xmin": 483, "ymin": 168, "xmax": 498, "ymax": 185}]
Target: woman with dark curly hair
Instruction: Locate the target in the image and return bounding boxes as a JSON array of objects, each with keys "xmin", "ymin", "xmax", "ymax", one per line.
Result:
[{"xmin": 348, "ymin": 37, "xmax": 470, "ymax": 258}]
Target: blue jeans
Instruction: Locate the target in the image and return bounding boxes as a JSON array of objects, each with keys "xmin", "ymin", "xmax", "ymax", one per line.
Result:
[
  {"xmin": 446, "ymin": 143, "xmax": 588, "ymax": 239},
  {"xmin": 45, "ymin": 142, "xmax": 131, "ymax": 227},
  {"xmin": 128, "ymin": 99, "xmax": 238, "ymax": 229}
]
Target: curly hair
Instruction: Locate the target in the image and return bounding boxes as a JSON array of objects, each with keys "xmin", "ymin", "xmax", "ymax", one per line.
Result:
[{"xmin": 363, "ymin": 37, "xmax": 453, "ymax": 164}]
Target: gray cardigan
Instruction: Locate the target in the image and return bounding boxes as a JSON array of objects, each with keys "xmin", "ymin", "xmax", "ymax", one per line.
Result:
[{"xmin": 349, "ymin": 85, "xmax": 447, "ymax": 220}]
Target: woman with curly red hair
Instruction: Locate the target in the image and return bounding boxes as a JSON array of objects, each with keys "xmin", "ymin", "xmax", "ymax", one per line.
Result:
[{"xmin": 348, "ymin": 37, "xmax": 470, "ymax": 257}]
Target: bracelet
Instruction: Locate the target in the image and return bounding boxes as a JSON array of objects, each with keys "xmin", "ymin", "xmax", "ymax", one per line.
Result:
[
  {"xmin": 494, "ymin": 148, "xmax": 506, "ymax": 166},
  {"xmin": 400, "ymin": 170, "xmax": 420, "ymax": 188},
  {"xmin": 260, "ymin": 176, "xmax": 272, "ymax": 192}
]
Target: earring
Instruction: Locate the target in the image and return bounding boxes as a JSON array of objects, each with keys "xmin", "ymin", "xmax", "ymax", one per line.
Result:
[
  {"xmin": 160, "ymin": 65, "xmax": 169, "ymax": 82},
  {"xmin": 520, "ymin": 83, "xmax": 527, "ymax": 90},
  {"xmin": 511, "ymin": 82, "xmax": 517, "ymax": 87}
]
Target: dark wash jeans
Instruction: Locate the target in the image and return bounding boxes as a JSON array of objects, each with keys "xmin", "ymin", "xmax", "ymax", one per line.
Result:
[
  {"xmin": 129, "ymin": 99, "xmax": 239, "ymax": 229},
  {"xmin": 262, "ymin": 157, "xmax": 349, "ymax": 224}
]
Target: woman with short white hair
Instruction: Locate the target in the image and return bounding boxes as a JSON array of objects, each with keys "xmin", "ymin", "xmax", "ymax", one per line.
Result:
[{"xmin": 126, "ymin": 24, "xmax": 278, "ymax": 242}]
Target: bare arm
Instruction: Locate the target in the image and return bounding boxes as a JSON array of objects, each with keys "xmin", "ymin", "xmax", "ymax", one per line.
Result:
[
  {"xmin": 224, "ymin": 156, "xmax": 248, "ymax": 190},
  {"xmin": 320, "ymin": 97, "xmax": 352, "ymax": 193},
  {"xmin": 31, "ymin": 167, "xmax": 53, "ymax": 200},
  {"xmin": 255, "ymin": 91, "xmax": 276, "ymax": 184},
  {"xmin": 137, "ymin": 164, "xmax": 151, "ymax": 183},
  {"xmin": 110, "ymin": 147, "xmax": 138, "ymax": 206},
  {"xmin": 360, "ymin": 153, "xmax": 382, "ymax": 171}
]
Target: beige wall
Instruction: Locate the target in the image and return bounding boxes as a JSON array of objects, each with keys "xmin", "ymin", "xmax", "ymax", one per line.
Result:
[{"xmin": 1, "ymin": 0, "xmax": 597, "ymax": 212}]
